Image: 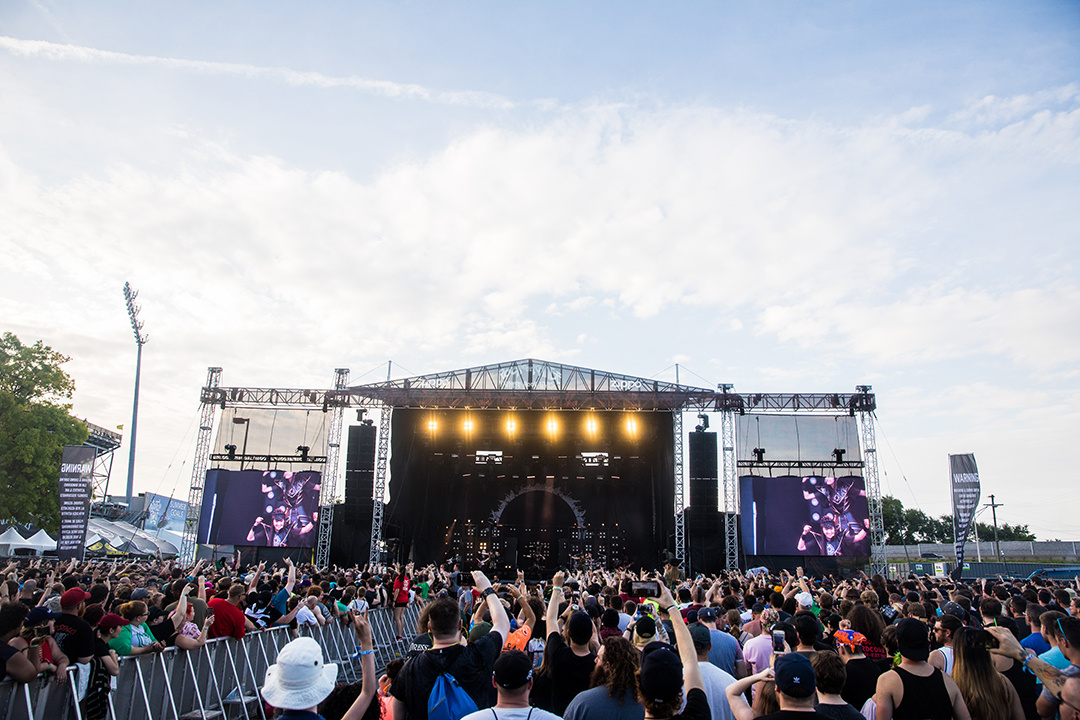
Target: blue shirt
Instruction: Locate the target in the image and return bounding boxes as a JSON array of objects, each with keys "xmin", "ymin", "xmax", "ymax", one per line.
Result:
[
  {"xmin": 707, "ymin": 628, "xmax": 741, "ymax": 676},
  {"xmin": 270, "ymin": 587, "xmax": 290, "ymax": 615},
  {"xmin": 1020, "ymin": 631, "xmax": 1050, "ymax": 655}
]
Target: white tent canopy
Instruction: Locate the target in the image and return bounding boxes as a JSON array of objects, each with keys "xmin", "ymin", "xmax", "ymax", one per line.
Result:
[
  {"xmin": 0, "ymin": 527, "xmax": 52, "ymax": 555},
  {"xmin": 24, "ymin": 529, "xmax": 57, "ymax": 552}
]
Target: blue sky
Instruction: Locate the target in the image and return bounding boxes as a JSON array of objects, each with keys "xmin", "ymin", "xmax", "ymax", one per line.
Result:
[{"xmin": 2, "ymin": 1, "xmax": 1078, "ymax": 539}]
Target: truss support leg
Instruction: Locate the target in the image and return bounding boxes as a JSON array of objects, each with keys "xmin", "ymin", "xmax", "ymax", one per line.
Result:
[
  {"xmin": 315, "ymin": 369, "xmax": 349, "ymax": 569},
  {"xmin": 859, "ymin": 411, "xmax": 887, "ymax": 576},
  {"xmin": 369, "ymin": 405, "xmax": 391, "ymax": 567},
  {"xmin": 721, "ymin": 409, "xmax": 739, "ymax": 572},
  {"xmin": 673, "ymin": 411, "xmax": 686, "ymax": 572},
  {"xmin": 180, "ymin": 367, "xmax": 222, "ymax": 564}
]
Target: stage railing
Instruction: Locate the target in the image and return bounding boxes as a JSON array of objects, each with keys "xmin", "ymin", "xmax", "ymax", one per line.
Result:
[{"xmin": 0, "ymin": 603, "xmax": 425, "ymax": 720}]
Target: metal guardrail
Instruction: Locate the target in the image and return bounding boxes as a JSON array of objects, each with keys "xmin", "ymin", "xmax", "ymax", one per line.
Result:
[{"xmin": 0, "ymin": 603, "xmax": 425, "ymax": 720}]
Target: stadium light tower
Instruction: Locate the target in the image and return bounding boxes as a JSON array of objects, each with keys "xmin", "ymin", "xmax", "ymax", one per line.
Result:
[{"xmin": 123, "ymin": 282, "xmax": 149, "ymax": 508}]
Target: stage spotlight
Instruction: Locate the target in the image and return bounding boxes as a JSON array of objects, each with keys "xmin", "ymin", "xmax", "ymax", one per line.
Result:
[
  {"xmin": 506, "ymin": 418, "xmax": 517, "ymax": 435},
  {"xmin": 428, "ymin": 420, "xmax": 438, "ymax": 432},
  {"xmin": 585, "ymin": 416, "xmax": 598, "ymax": 435},
  {"xmin": 463, "ymin": 419, "xmax": 474, "ymax": 432},
  {"xmin": 625, "ymin": 416, "xmax": 638, "ymax": 436},
  {"xmin": 547, "ymin": 417, "xmax": 559, "ymax": 436}
]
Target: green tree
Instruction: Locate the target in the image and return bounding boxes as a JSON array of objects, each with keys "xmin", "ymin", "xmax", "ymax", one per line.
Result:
[
  {"xmin": 881, "ymin": 494, "xmax": 1036, "ymax": 545},
  {"xmin": 0, "ymin": 332, "xmax": 88, "ymax": 532}
]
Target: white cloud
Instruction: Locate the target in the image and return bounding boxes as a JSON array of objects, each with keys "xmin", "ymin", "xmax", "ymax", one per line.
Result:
[
  {"xmin": 0, "ymin": 36, "xmax": 515, "ymax": 110},
  {"xmin": 2, "ymin": 88, "xmax": 1078, "ymax": 537}
]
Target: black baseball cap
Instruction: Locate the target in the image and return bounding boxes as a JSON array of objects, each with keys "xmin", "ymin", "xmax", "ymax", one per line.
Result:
[
  {"xmin": 638, "ymin": 642, "xmax": 683, "ymax": 703},
  {"xmin": 896, "ymin": 618, "xmax": 930, "ymax": 661},
  {"xmin": 493, "ymin": 650, "xmax": 533, "ymax": 689}
]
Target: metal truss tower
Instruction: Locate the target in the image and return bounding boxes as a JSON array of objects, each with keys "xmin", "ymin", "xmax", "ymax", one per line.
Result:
[
  {"xmin": 856, "ymin": 390, "xmax": 887, "ymax": 576},
  {"xmin": 720, "ymin": 405, "xmax": 739, "ymax": 571},
  {"xmin": 180, "ymin": 367, "xmax": 221, "ymax": 564},
  {"xmin": 369, "ymin": 405, "xmax": 391, "ymax": 567},
  {"xmin": 315, "ymin": 369, "xmax": 349, "ymax": 569},
  {"xmin": 673, "ymin": 411, "xmax": 685, "ymax": 570}
]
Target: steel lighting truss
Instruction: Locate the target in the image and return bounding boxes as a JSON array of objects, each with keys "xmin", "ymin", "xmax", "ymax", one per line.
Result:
[
  {"xmin": 184, "ymin": 358, "xmax": 879, "ymax": 572},
  {"xmin": 315, "ymin": 369, "xmax": 349, "ymax": 569},
  {"xmin": 82, "ymin": 421, "xmax": 122, "ymax": 502},
  {"xmin": 181, "ymin": 367, "xmax": 221, "ymax": 563}
]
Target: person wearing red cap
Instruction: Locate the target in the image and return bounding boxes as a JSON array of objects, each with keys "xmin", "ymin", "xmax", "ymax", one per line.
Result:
[{"xmin": 52, "ymin": 588, "xmax": 95, "ymax": 664}]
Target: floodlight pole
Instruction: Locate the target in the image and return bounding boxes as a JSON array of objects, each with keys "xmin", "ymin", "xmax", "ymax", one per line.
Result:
[{"xmin": 123, "ymin": 282, "xmax": 149, "ymax": 508}]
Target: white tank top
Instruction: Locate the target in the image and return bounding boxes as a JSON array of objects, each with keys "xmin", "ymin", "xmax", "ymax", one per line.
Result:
[{"xmin": 934, "ymin": 645, "xmax": 955, "ymax": 675}]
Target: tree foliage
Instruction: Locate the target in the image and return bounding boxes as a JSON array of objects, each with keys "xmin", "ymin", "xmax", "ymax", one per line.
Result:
[
  {"xmin": 0, "ymin": 332, "xmax": 88, "ymax": 532},
  {"xmin": 881, "ymin": 494, "xmax": 1035, "ymax": 545}
]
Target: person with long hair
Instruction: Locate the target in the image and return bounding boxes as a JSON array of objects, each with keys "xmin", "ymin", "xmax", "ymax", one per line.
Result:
[
  {"xmin": 392, "ymin": 565, "xmax": 411, "ymax": 641},
  {"xmin": 951, "ymin": 628, "xmax": 1024, "ymax": 720},
  {"xmin": 562, "ymin": 636, "xmax": 642, "ymax": 720},
  {"xmin": 846, "ymin": 604, "xmax": 888, "ymax": 662}
]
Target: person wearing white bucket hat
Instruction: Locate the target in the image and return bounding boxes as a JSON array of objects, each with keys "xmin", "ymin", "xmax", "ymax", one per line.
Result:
[{"xmin": 263, "ymin": 612, "xmax": 377, "ymax": 720}]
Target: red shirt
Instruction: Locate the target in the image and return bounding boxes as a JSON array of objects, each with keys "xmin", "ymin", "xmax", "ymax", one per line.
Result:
[
  {"xmin": 207, "ymin": 598, "xmax": 247, "ymax": 639},
  {"xmin": 393, "ymin": 577, "xmax": 411, "ymax": 604}
]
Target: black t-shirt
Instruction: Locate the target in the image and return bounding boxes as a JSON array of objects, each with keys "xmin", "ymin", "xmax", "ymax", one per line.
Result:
[
  {"xmin": 547, "ymin": 631, "xmax": 597, "ymax": 715},
  {"xmin": 840, "ymin": 657, "xmax": 881, "ymax": 711},
  {"xmin": 391, "ymin": 631, "xmax": 504, "ymax": 720},
  {"xmin": 406, "ymin": 632, "xmax": 433, "ymax": 658},
  {"xmin": 670, "ymin": 687, "xmax": 711, "ymax": 720},
  {"xmin": 815, "ymin": 703, "xmax": 865, "ymax": 720},
  {"xmin": 757, "ymin": 711, "xmax": 836, "ymax": 720},
  {"xmin": 53, "ymin": 613, "xmax": 95, "ymax": 660},
  {"xmin": 93, "ymin": 638, "xmax": 112, "ymax": 658}
]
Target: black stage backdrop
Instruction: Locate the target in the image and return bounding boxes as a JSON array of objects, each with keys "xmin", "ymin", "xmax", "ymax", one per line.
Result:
[{"xmin": 387, "ymin": 409, "xmax": 675, "ymax": 569}]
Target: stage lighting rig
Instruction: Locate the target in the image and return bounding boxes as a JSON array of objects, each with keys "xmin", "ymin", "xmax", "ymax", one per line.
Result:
[
  {"xmin": 752, "ymin": 447, "xmax": 766, "ymax": 463},
  {"xmin": 832, "ymin": 448, "xmax": 846, "ymax": 462},
  {"xmin": 298, "ymin": 445, "xmax": 311, "ymax": 462},
  {"xmin": 694, "ymin": 413, "xmax": 709, "ymax": 432}
]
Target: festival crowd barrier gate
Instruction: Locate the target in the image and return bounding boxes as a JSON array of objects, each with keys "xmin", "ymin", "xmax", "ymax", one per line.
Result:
[{"xmin": 0, "ymin": 604, "xmax": 424, "ymax": 720}]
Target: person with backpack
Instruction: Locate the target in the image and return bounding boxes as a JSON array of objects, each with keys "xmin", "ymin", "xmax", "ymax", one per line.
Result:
[
  {"xmin": 460, "ymin": 650, "xmax": 562, "ymax": 720},
  {"xmin": 391, "ymin": 570, "xmax": 510, "ymax": 720}
]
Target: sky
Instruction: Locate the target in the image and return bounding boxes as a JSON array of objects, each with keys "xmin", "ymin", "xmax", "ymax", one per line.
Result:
[{"xmin": 2, "ymin": 1, "xmax": 1078, "ymax": 541}]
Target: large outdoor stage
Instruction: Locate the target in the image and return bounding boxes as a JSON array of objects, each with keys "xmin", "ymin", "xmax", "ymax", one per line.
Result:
[
  {"xmin": 178, "ymin": 359, "xmax": 887, "ymax": 576},
  {"xmin": 386, "ymin": 409, "xmax": 674, "ymax": 571}
]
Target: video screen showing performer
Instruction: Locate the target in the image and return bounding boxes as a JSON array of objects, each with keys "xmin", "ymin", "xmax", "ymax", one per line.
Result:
[
  {"xmin": 739, "ymin": 474, "xmax": 871, "ymax": 557},
  {"xmin": 199, "ymin": 469, "xmax": 322, "ymax": 548}
]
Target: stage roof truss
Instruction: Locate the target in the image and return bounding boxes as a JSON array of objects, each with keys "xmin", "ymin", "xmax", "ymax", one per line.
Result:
[{"xmin": 202, "ymin": 359, "xmax": 876, "ymax": 414}]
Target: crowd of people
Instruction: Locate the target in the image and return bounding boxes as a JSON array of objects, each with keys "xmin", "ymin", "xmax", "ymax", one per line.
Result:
[{"xmin": 3, "ymin": 555, "xmax": 1080, "ymax": 720}]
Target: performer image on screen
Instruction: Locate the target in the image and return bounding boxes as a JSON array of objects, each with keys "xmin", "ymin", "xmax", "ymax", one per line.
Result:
[
  {"xmin": 802, "ymin": 476, "xmax": 867, "ymax": 530},
  {"xmin": 247, "ymin": 507, "xmax": 296, "ymax": 547},
  {"xmin": 797, "ymin": 513, "xmax": 867, "ymax": 556},
  {"xmin": 261, "ymin": 471, "xmax": 319, "ymax": 532}
]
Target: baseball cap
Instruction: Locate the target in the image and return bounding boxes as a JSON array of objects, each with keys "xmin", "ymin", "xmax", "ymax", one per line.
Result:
[
  {"xmin": 696, "ymin": 607, "xmax": 717, "ymax": 622},
  {"xmin": 567, "ymin": 612, "xmax": 593, "ymax": 644},
  {"xmin": 468, "ymin": 621, "xmax": 492, "ymax": 642},
  {"xmin": 493, "ymin": 650, "xmax": 533, "ymax": 689},
  {"xmin": 688, "ymin": 622, "xmax": 712, "ymax": 652},
  {"xmin": 775, "ymin": 653, "xmax": 816, "ymax": 698},
  {"xmin": 602, "ymin": 608, "xmax": 620, "ymax": 629},
  {"xmin": 24, "ymin": 607, "xmax": 62, "ymax": 626},
  {"xmin": 98, "ymin": 614, "xmax": 130, "ymax": 631},
  {"xmin": 131, "ymin": 588, "xmax": 150, "ymax": 601},
  {"xmin": 633, "ymin": 615, "xmax": 657, "ymax": 642},
  {"xmin": 60, "ymin": 588, "xmax": 91, "ymax": 608},
  {"xmin": 896, "ymin": 618, "xmax": 930, "ymax": 661},
  {"xmin": 795, "ymin": 591, "xmax": 814, "ymax": 608},
  {"xmin": 638, "ymin": 643, "xmax": 683, "ymax": 703},
  {"xmin": 941, "ymin": 602, "xmax": 967, "ymax": 621}
]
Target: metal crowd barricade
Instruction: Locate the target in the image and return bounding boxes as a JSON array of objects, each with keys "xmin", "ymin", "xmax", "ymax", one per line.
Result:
[{"xmin": 0, "ymin": 601, "xmax": 430, "ymax": 720}]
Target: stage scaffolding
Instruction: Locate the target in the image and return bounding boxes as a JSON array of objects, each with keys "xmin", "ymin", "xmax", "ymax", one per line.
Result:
[{"xmin": 179, "ymin": 358, "xmax": 881, "ymax": 573}]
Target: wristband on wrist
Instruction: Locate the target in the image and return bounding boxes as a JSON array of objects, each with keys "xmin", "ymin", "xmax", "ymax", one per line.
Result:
[{"xmin": 481, "ymin": 587, "xmax": 496, "ymax": 600}]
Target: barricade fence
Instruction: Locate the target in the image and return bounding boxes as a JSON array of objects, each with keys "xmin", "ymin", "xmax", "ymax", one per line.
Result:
[{"xmin": 0, "ymin": 603, "xmax": 425, "ymax": 720}]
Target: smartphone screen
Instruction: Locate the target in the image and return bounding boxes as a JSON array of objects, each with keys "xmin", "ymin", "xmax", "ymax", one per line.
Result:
[
  {"xmin": 631, "ymin": 580, "xmax": 660, "ymax": 597},
  {"xmin": 772, "ymin": 630, "xmax": 786, "ymax": 653}
]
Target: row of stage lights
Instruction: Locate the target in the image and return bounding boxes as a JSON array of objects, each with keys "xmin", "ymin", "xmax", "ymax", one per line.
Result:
[{"xmin": 425, "ymin": 413, "xmax": 640, "ymax": 439}]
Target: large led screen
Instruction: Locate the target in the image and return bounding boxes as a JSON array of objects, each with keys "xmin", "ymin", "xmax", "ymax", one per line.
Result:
[
  {"xmin": 740, "ymin": 475, "xmax": 870, "ymax": 557},
  {"xmin": 198, "ymin": 469, "xmax": 321, "ymax": 548}
]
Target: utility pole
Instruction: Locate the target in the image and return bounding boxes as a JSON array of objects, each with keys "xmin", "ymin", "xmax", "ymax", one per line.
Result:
[
  {"xmin": 123, "ymin": 283, "xmax": 149, "ymax": 508},
  {"xmin": 986, "ymin": 494, "xmax": 1004, "ymax": 561}
]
